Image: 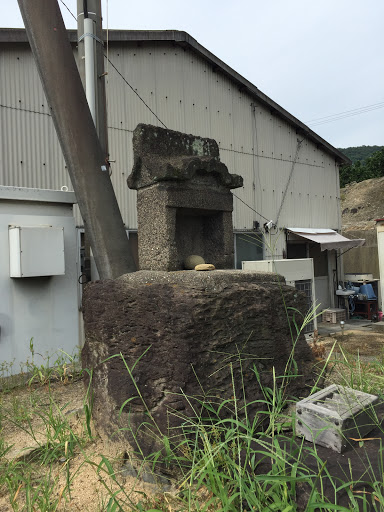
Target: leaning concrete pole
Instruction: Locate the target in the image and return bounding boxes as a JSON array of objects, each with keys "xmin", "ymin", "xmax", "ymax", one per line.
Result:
[{"xmin": 17, "ymin": 0, "xmax": 135, "ymax": 279}]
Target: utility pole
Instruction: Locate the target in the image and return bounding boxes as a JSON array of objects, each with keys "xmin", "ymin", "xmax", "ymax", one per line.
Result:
[{"xmin": 17, "ymin": 0, "xmax": 136, "ymax": 280}]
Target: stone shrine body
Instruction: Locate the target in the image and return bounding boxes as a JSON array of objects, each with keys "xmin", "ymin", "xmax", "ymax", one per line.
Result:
[{"xmin": 127, "ymin": 124, "xmax": 243, "ymax": 270}]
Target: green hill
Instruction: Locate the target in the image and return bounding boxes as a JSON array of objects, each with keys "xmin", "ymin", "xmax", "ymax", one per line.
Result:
[
  {"xmin": 338, "ymin": 145, "xmax": 384, "ymax": 164},
  {"xmin": 339, "ymin": 146, "xmax": 384, "ymax": 187}
]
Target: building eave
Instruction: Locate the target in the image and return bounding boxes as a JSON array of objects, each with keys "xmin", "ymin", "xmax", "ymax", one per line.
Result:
[{"xmin": 0, "ymin": 28, "xmax": 350, "ymax": 165}]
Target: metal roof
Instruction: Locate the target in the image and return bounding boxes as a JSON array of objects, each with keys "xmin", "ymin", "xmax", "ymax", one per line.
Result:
[
  {"xmin": 0, "ymin": 185, "xmax": 76, "ymax": 204},
  {"xmin": 287, "ymin": 228, "xmax": 365, "ymax": 251},
  {"xmin": 0, "ymin": 28, "xmax": 350, "ymax": 165}
]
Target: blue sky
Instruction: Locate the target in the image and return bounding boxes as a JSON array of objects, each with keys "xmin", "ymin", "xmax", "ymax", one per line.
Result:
[{"xmin": 2, "ymin": 0, "xmax": 383, "ymax": 148}]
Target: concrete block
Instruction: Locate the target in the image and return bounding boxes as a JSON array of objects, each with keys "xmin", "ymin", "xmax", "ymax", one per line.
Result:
[{"xmin": 296, "ymin": 384, "xmax": 379, "ymax": 452}]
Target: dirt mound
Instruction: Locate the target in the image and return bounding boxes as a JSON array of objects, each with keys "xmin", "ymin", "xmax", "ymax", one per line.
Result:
[{"xmin": 341, "ymin": 176, "xmax": 384, "ymax": 231}]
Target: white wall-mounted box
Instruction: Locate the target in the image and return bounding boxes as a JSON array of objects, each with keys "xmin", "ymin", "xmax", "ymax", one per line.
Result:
[{"xmin": 9, "ymin": 225, "xmax": 65, "ymax": 277}]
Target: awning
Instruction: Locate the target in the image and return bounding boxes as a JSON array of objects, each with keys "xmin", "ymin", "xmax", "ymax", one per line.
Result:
[{"xmin": 287, "ymin": 228, "xmax": 365, "ymax": 251}]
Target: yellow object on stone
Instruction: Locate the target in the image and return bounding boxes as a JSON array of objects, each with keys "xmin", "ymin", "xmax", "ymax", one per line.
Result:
[{"xmin": 195, "ymin": 264, "xmax": 215, "ymax": 271}]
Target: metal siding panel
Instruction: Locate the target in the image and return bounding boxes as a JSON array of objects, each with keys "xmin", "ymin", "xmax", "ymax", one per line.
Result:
[
  {"xmin": 255, "ymin": 108, "xmax": 275, "ymax": 159},
  {"xmin": 308, "ymin": 162, "xmax": 327, "ymax": 228},
  {"xmin": 0, "ymin": 45, "xmax": 70, "ymax": 194},
  {"xmin": 207, "ymin": 68, "xmax": 234, "ymax": 153},
  {"xmin": 0, "ymin": 45, "xmax": 47, "ymax": 113},
  {"xmin": 110, "ymin": 46, "xmax": 159, "ymax": 131},
  {"xmin": 276, "ymin": 159, "xmax": 295, "ymax": 224},
  {"xmin": 232, "ymin": 93, "xmax": 253, "ymax": 153},
  {"xmin": 181, "ymin": 51, "xmax": 211, "ymax": 137},
  {"xmin": 257, "ymin": 156, "xmax": 278, "ymax": 222},
  {"xmin": 325, "ymin": 157, "xmax": 340, "ymax": 229},
  {"xmin": 152, "ymin": 47, "xmax": 185, "ymax": 132},
  {"xmin": 290, "ymin": 161, "xmax": 311, "ymax": 226},
  {"xmin": 228, "ymin": 153, "xmax": 254, "ymax": 230},
  {"xmin": 108, "ymin": 126, "xmax": 137, "ymax": 228},
  {"xmin": 275, "ymin": 118, "xmax": 296, "ymax": 162},
  {"xmin": 0, "ymin": 106, "xmax": 67, "ymax": 189},
  {"xmin": 0, "ymin": 41, "xmax": 342, "ymax": 235}
]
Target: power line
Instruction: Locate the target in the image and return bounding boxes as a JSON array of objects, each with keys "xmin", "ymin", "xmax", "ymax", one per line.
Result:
[
  {"xmin": 58, "ymin": 0, "xmax": 77, "ymax": 21},
  {"xmin": 232, "ymin": 193, "xmax": 270, "ymax": 222},
  {"xmin": 306, "ymin": 101, "xmax": 384, "ymax": 127},
  {"xmin": 310, "ymin": 105, "xmax": 384, "ymax": 127},
  {"xmin": 306, "ymin": 101, "xmax": 384, "ymax": 123}
]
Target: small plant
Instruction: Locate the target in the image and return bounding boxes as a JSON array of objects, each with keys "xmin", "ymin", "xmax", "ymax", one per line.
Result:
[{"xmin": 24, "ymin": 339, "xmax": 83, "ymax": 387}]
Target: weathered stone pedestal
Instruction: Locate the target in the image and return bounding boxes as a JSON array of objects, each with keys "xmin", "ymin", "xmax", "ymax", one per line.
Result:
[{"xmin": 83, "ymin": 270, "xmax": 315, "ymax": 459}]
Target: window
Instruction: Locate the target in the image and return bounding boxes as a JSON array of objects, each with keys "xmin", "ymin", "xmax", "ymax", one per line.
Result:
[
  {"xmin": 234, "ymin": 232, "xmax": 263, "ymax": 269},
  {"xmin": 287, "ymin": 241, "xmax": 307, "ymax": 259}
]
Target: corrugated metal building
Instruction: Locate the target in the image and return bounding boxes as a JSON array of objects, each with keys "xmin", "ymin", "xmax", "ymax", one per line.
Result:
[{"xmin": 0, "ymin": 28, "xmax": 350, "ymax": 310}]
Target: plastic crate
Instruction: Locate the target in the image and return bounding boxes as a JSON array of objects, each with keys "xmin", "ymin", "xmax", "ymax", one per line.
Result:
[
  {"xmin": 322, "ymin": 308, "xmax": 346, "ymax": 323},
  {"xmin": 296, "ymin": 384, "xmax": 379, "ymax": 452}
]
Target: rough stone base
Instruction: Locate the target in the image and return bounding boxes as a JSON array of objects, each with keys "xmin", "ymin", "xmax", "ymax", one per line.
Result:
[{"xmin": 82, "ymin": 270, "xmax": 315, "ymax": 460}]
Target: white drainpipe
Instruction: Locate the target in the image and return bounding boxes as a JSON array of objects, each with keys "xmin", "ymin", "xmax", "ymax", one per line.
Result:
[{"xmin": 83, "ymin": 17, "xmax": 96, "ymax": 125}]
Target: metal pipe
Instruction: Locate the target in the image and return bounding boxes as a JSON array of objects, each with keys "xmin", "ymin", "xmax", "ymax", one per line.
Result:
[
  {"xmin": 77, "ymin": 0, "xmax": 108, "ymax": 156},
  {"xmin": 83, "ymin": 17, "xmax": 96, "ymax": 125}
]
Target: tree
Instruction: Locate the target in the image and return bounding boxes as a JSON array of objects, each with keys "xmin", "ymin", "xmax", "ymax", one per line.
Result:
[{"xmin": 340, "ymin": 148, "xmax": 384, "ymax": 187}]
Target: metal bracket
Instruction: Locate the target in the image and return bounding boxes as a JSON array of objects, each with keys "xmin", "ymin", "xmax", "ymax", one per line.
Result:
[{"xmin": 78, "ymin": 33, "xmax": 104, "ymax": 45}]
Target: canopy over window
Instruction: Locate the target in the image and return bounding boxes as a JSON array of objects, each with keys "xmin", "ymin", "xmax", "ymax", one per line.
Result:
[{"xmin": 287, "ymin": 228, "xmax": 365, "ymax": 251}]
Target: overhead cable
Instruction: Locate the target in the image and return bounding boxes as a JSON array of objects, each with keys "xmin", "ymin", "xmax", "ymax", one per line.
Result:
[
  {"xmin": 232, "ymin": 193, "xmax": 270, "ymax": 222},
  {"xmin": 306, "ymin": 101, "xmax": 384, "ymax": 127},
  {"xmin": 58, "ymin": 0, "xmax": 77, "ymax": 21}
]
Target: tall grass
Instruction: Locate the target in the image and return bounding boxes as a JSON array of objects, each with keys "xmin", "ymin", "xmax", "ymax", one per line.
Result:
[
  {"xmin": 1, "ymin": 346, "xmax": 384, "ymax": 511},
  {"xmin": 105, "ymin": 333, "xmax": 384, "ymax": 512},
  {"xmin": 1, "ymin": 318, "xmax": 384, "ymax": 510}
]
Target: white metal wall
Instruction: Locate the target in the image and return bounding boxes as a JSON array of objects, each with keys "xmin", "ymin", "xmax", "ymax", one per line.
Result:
[
  {"xmin": 0, "ymin": 41, "xmax": 341, "ymax": 235},
  {"xmin": 0, "ymin": 187, "xmax": 79, "ymax": 372}
]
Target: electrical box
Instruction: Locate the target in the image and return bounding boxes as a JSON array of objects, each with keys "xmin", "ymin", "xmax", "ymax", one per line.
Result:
[{"xmin": 9, "ymin": 225, "xmax": 65, "ymax": 277}]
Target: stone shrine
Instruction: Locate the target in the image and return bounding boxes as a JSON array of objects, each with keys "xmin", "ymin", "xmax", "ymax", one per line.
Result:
[
  {"xmin": 82, "ymin": 125, "xmax": 315, "ymax": 464},
  {"xmin": 127, "ymin": 124, "xmax": 243, "ymax": 270}
]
